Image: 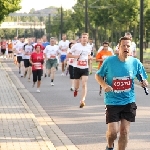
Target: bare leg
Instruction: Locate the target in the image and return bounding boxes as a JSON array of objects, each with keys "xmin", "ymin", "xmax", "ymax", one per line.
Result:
[
  {"xmin": 74, "ymin": 79, "xmax": 80, "ymax": 90},
  {"xmin": 81, "ymin": 76, "xmax": 88, "ymax": 101},
  {"xmin": 50, "ymin": 67, "xmax": 56, "ymax": 80},
  {"xmin": 106, "ymin": 122, "xmax": 119, "ymax": 148},
  {"xmin": 118, "ymin": 119, "xmax": 130, "ymax": 150},
  {"xmin": 37, "ymin": 80, "xmax": 41, "ymax": 88},
  {"xmin": 28, "ymin": 66, "xmax": 32, "ymax": 79},
  {"xmin": 62, "ymin": 62, "xmax": 65, "ymax": 72},
  {"xmin": 20, "ymin": 61, "xmax": 24, "ymax": 76},
  {"xmin": 71, "ymin": 79, "xmax": 74, "ymax": 88}
]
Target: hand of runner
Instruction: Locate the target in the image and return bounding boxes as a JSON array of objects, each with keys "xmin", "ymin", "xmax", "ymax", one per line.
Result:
[
  {"xmin": 140, "ymin": 80, "xmax": 148, "ymax": 87},
  {"xmin": 104, "ymin": 85, "xmax": 113, "ymax": 92}
]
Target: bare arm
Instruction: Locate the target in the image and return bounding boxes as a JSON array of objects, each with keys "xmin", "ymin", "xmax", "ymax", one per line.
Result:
[
  {"xmin": 96, "ymin": 58, "xmax": 103, "ymax": 62},
  {"xmin": 67, "ymin": 52, "xmax": 79, "ymax": 59}
]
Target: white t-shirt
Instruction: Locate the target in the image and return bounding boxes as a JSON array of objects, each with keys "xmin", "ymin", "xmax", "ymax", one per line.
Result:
[
  {"xmin": 88, "ymin": 43, "xmax": 94, "ymax": 52},
  {"xmin": 15, "ymin": 42, "xmax": 25, "ymax": 57},
  {"xmin": 44, "ymin": 45, "xmax": 59, "ymax": 59},
  {"xmin": 70, "ymin": 43, "xmax": 91, "ymax": 69},
  {"xmin": 131, "ymin": 42, "xmax": 136, "ymax": 56},
  {"xmin": 23, "ymin": 44, "xmax": 34, "ymax": 59},
  {"xmin": 58, "ymin": 40, "xmax": 69, "ymax": 55},
  {"xmin": 98, "ymin": 46, "xmax": 114, "ymax": 54}
]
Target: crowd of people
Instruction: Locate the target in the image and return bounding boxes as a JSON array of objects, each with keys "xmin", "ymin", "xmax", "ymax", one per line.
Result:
[{"xmin": 0, "ymin": 32, "xmax": 149, "ymax": 150}]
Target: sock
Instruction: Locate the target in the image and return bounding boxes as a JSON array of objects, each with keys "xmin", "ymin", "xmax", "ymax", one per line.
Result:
[{"xmin": 51, "ymin": 79, "xmax": 53, "ymax": 82}]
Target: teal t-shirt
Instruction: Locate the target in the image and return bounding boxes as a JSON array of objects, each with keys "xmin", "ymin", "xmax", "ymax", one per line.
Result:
[{"xmin": 96, "ymin": 55, "xmax": 148, "ymax": 105}]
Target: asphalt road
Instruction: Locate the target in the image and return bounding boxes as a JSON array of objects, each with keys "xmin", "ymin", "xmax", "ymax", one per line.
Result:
[{"xmin": 5, "ymin": 60, "xmax": 150, "ymax": 150}]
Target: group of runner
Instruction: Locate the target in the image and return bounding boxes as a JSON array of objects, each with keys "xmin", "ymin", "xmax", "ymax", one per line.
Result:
[{"xmin": 0, "ymin": 32, "xmax": 149, "ymax": 150}]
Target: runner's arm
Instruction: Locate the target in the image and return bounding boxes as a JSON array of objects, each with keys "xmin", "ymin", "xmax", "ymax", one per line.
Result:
[
  {"xmin": 67, "ymin": 52, "xmax": 79, "ymax": 59},
  {"xmin": 95, "ymin": 74, "xmax": 113, "ymax": 92}
]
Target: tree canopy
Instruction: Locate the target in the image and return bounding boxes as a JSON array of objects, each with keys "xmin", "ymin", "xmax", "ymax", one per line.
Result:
[
  {"xmin": 0, "ymin": 0, "xmax": 21, "ymax": 22},
  {"xmin": 0, "ymin": 0, "xmax": 150, "ymax": 49}
]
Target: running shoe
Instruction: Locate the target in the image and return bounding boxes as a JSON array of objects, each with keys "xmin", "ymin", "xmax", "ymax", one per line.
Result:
[
  {"xmin": 105, "ymin": 146, "xmax": 113, "ymax": 150},
  {"xmin": 61, "ymin": 73, "xmax": 65, "ymax": 76},
  {"xmin": 36, "ymin": 89, "xmax": 40, "ymax": 93},
  {"xmin": 70, "ymin": 87, "xmax": 74, "ymax": 91},
  {"xmin": 79, "ymin": 101, "xmax": 85, "ymax": 108},
  {"xmin": 51, "ymin": 82, "xmax": 54, "ymax": 86},
  {"xmin": 74, "ymin": 90, "xmax": 78, "ymax": 97},
  {"xmin": 105, "ymin": 143, "xmax": 114, "ymax": 150}
]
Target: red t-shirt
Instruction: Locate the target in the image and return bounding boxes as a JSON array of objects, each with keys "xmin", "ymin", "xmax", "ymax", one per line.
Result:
[
  {"xmin": 30, "ymin": 52, "xmax": 44, "ymax": 70},
  {"xmin": 0, "ymin": 41, "xmax": 7, "ymax": 49}
]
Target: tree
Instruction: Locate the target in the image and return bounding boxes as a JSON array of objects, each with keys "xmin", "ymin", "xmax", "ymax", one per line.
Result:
[{"xmin": 0, "ymin": 0, "xmax": 21, "ymax": 22}]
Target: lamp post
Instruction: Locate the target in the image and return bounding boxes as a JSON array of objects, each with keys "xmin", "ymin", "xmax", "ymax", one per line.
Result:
[{"xmin": 140, "ymin": 0, "xmax": 144, "ymax": 63}]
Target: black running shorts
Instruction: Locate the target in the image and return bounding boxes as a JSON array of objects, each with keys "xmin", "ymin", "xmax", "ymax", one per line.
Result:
[
  {"xmin": 24, "ymin": 59, "xmax": 32, "ymax": 68},
  {"xmin": 69, "ymin": 65, "xmax": 74, "ymax": 79},
  {"xmin": 105, "ymin": 102, "xmax": 137, "ymax": 124},
  {"xmin": 17, "ymin": 56, "xmax": 22, "ymax": 63},
  {"xmin": 74, "ymin": 67, "xmax": 89, "ymax": 79}
]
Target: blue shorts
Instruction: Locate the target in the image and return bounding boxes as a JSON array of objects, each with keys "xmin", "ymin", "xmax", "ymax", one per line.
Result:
[{"xmin": 60, "ymin": 55, "xmax": 66, "ymax": 62}]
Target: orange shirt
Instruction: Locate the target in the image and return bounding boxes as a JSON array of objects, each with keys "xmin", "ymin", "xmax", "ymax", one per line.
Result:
[
  {"xmin": 8, "ymin": 43, "xmax": 13, "ymax": 51},
  {"xmin": 96, "ymin": 50, "xmax": 113, "ymax": 69}
]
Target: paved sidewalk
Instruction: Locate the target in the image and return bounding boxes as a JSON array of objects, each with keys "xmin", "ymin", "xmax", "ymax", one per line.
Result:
[
  {"xmin": 0, "ymin": 61, "xmax": 79, "ymax": 150},
  {"xmin": 0, "ymin": 63, "xmax": 56, "ymax": 150}
]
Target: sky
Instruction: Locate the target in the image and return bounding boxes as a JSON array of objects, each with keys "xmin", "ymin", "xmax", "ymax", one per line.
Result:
[{"xmin": 19, "ymin": 0, "xmax": 76, "ymax": 12}]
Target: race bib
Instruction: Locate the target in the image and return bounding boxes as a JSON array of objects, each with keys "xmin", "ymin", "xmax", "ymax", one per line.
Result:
[
  {"xmin": 112, "ymin": 76, "xmax": 132, "ymax": 93},
  {"xmin": 34, "ymin": 62, "xmax": 42, "ymax": 69},
  {"xmin": 77, "ymin": 60, "xmax": 87, "ymax": 66}
]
